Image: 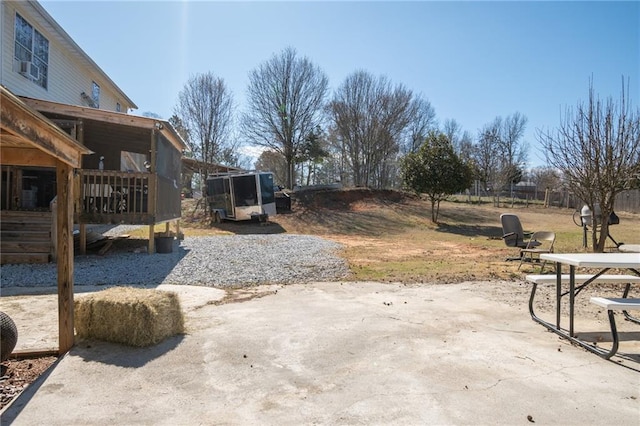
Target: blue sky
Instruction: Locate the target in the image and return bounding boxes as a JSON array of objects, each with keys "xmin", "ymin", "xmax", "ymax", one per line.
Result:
[{"xmin": 40, "ymin": 1, "xmax": 639, "ymax": 167}]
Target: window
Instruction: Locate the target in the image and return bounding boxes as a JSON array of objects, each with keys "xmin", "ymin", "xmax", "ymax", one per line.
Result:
[
  {"xmin": 14, "ymin": 13, "xmax": 48, "ymax": 89},
  {"xmin": 233, "ymin": 175, "xmax": 258, "ymax": 207},
  {"xmin": 116, "ymin": 102, "xmax": 121, "ymax": 112},
  {"xmin": 92, "ymin": 82, "xmax": 100, "ymax": 108},
  {"xmin": 259, "ymin": 173, "xmax": 275, "ymax": 204}
]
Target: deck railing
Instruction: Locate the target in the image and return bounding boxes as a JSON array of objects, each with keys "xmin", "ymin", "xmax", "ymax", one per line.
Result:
[{"xmin": 75, "ymin": 170, "xmax": 154, "ymax": 224}]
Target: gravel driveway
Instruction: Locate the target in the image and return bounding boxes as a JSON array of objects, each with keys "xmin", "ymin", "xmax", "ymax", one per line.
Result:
[{"xmin": 0, "ymin": 235, "xmax": 349, "ymax": 288}]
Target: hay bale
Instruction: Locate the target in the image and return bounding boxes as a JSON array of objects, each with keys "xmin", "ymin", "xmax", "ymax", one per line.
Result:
[{"xmin": 75, "ymin": 287, "xmax": 184, "ymax": 347}]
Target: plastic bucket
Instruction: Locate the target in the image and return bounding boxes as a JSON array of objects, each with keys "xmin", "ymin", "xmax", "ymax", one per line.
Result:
[{"xmin": 155, "ymin": 236, "xmax": 174, "ymax": 254}]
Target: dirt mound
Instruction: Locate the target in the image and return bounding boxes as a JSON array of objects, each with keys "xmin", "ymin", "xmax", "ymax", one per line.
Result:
[{"xmin": 292, "ymin": 188, "xmax": 414, "ymax": 210}]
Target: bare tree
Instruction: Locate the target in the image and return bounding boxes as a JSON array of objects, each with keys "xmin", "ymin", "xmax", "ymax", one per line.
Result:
[
  {"xmin": 538, "ymin": 78, "xmax": 640, "ymax": 251},
  {"xmin": 255, "ymin": 150, "xmax": 287, "ymax": 187},
  {"xmin": 529, "ymin": 166, "xmax": 561, "ymax": 198},
  {"xmin": 499, "ymin": 112, "xmax": 528, "ymax": 195},
  {"xmin": 241, "ymin": 47, "xmax": 329, "ymax": 189},
  {"xmin": 473, "ymin": 120, "xmax": 502, "ymax": 199},
  {"xmin": 329, "ymin": 70, "xmax": 414, "ymax": 188},
  {"xmin": 471, "ymin": 113, "xmax": 528, "ymax": 203},
  {"xmin": 404, "ymin": 96, "xmax": 437, "ymax": 154},
  {"xmin": 441, "ymin": 118, "xmax": 473, "ymax": 160},
  {"xmin": 174, "ymin": 72, "xmax": 235, "ymax": 165}
]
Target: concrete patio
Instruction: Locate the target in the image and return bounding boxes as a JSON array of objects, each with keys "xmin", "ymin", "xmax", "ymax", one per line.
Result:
[{"xmin": 1, "ymin": 281, "xmax": 639, "ymax": 425}]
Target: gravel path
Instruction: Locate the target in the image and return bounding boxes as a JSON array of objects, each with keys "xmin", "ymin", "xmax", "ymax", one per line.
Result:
[{"xmin": 0, "ymin": 235, "xmax": 349, "ymax": 288}]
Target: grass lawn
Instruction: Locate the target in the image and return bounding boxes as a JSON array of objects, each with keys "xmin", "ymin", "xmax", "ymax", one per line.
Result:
[{"xmin": 162, "ymin": 194, "xmax": 640, "ymax": 284}]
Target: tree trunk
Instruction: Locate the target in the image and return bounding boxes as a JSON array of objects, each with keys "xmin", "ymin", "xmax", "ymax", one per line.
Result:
[{"xmin": 430, "ymin": 198, "xmax": 437, "ymax": 223}]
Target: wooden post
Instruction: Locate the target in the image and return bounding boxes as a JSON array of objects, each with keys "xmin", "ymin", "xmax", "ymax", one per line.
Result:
[
  {"xmin": 147, "ymin": 128, "xmax": 158, "ymax": 254},
  {"xmin": 74, "ymin": 171, "xmax": 87, "ymax": 254},
  {"xmin": 79, "ymin": 224, "xmax": 87, "ymax": 255},
  {"xmin": 148, "ymin": 223, "xmax": 155, "ymax": 254},
  {"xmin": 13, "ymin": 168, "xmax": 22, "ymax": 209},
  {"xmin": 50, "ymin": 197, "xmax": 57, "ymax": 261},
  {"xmin": 56, "ymin": 161, "xmax": 75, "ymax": 354}
]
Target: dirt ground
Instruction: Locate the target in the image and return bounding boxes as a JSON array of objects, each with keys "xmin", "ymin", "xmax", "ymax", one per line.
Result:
[{"xmin": 0, "ymin": 357, "xmax": 57, "ymax": 410}]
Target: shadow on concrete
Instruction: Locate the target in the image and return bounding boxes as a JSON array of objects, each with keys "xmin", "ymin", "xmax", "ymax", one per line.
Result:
[
  {"xmin": 72, "ymin": 334, "xmax": 185, "ymax": 368},
  {"xmin": 0, "ymin": 335, "xmax": 185, "ymax": 423}
]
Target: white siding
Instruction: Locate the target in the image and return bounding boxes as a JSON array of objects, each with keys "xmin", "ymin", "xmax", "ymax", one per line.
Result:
[{"xmin": 0, "ymin": 1, "xmax": 134, "ymax": 112}]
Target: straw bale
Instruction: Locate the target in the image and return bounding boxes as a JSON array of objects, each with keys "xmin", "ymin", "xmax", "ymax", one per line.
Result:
[{"xmin": 75, "ymin": 287, "xmax": 184, "ymax": 347}]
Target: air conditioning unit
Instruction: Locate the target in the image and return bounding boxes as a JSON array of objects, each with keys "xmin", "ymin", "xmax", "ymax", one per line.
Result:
[{"xmin": 19, "ymin": 61, "xmax": 39, "ymax": 80}]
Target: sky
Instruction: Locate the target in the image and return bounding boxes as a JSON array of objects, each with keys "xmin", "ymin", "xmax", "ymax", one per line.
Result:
[{"xmin": 40, "ymin": 0, "xmax": 639, "ymax": 168}]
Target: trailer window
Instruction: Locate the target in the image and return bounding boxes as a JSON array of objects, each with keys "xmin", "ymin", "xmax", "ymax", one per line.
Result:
[
  {"xmin": 233, "ymin": 175, "xmax": 257, "ymax": 206},
  {"xmin": 259, "ymin": 173, "xmax": 275, "ymax": 204},
  {"xmin": 208, "ymin": 178, "xmax": 225, "ymax": 196}
]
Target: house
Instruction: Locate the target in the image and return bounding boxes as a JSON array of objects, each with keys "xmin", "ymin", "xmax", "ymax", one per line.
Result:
[
  {"xmin": 1, "ymin": 1, "xmax": 137, "ymax": 112},
  {"xmin": 1, "ymin": 0, "xmax": 187, "ymax": 263}
]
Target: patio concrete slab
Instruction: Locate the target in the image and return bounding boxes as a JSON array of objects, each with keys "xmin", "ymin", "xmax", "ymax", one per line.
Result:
[{"xmin": 1, "ymin": 281, "xmax": 639, "ymax": 425}]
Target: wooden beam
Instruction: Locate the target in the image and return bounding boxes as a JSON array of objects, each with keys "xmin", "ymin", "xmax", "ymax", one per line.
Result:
[
  {"xmin": 79, "ymin": 224, "xmax": 87, "ymax": 255},
  {"xmin": 56, "ymin": 161, "xmax": 75, "ymax": 355},
  {"xmin": 21, "ymin": 97, "xmax": 156, "ymax": 129},
  {"xmin": 10, "ymin": 349, "xmax": 59, "ymax": 359},
  {"xmin": 148, "ymin": 223, "xmax": 155, "ymax": 254},
  {"xmin": 1, "ymin": 88, "xmax": 91, "ymax": 168},
  {"xmin": 50, "ymin": 119, "xmax": 79, "ymax": 129},
  {"xmin": 0, "ymin": 146, "xmax": 57, "ymax": 167},
  {"xmin": 148, "ymin": 129, "xmax": 158, "ymax": 254}
]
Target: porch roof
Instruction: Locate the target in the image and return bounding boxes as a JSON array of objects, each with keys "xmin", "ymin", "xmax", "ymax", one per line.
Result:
[
  {"xmin": 19, "ymin": 96, "xmax": 187, "ymax": 155},
  {"xmin": 1, "ymin": 87, "xmax": 91, "ymax": 168},
  {"xmin": 182, "ymin": 157, "xmax": 244, "ymax": 175}
]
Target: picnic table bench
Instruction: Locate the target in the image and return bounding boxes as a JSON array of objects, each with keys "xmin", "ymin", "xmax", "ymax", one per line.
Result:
[
  {"xmin": 526, "ymin": 268, "xmax": 640, "ymax": 359},
  {"xmin": 590, "ymin": 297, "xmax": 640, "ymax": 359}
]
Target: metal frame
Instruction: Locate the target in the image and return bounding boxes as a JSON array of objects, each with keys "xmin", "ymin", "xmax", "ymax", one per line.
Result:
[
  {"xmin": 528, "ymin": 256, "xmax": 640, "ymax": 359},
  {"xmin": 518, "ymin": 230, "xmax": 556, "ymax": 271}
]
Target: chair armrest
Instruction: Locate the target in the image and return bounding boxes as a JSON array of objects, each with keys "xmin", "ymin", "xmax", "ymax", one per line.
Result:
[{"xmin": 502, "ymin": 232, "xmax": 516, "ymax": 239}]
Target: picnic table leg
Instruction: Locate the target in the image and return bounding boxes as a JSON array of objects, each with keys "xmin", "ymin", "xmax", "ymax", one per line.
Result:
[
  {"xmin": 621, "ymin": 282, "xmax": 640, "ymax": 325},
  {"xmin": 600, "ymin": 309, "xmax": 620, "ymax": 360},
  {"xmin": 529, "ymin": 281, "xmax": 562, "ymax": 333},
  {"xmin": 556, "ymin": 262, "xmax": 562, "ymax": 329},
  {"xmin": 569, "ymin": 265, "xmax": 576, "ymax": 337}
]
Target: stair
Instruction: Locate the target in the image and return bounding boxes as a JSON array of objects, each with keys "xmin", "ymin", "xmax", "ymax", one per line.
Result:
[{"xmin": 1, "ymin": 210, "xmax": 52, "ymax": 264}]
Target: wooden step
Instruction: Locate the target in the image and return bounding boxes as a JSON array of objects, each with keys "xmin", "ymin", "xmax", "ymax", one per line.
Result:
[
  {"xmin": 1, "ymin": 230, "xmax": 51, "ymax": 240},
  {"xmin": 1, "ymin": 210, "xmax": 52, "ymax": 220},
  {"xmin": 1, "ymin": 241, "xmax": 51, "ymax": 253},
  {"xmin": 1, "ymin": 210, "xmax": 53, "ymax": 264},
  {"xmin": 0, "ymin": 219, "xmax": 51, "ymax": 229},
  {"xmin": 0, "ymin": 222, "xmax": 51, "ymax": 231},
  {"xmin": 0, "ymin": 252, "xmax": 50, "ymax": 265}
]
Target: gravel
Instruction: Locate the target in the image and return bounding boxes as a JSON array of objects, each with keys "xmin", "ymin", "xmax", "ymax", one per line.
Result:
[{"xmin": 0, "ymin": 234, "xmax": 349, "ymax": 288}]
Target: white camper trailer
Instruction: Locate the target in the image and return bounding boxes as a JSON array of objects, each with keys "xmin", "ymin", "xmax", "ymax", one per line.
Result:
[{"xmin": 206, "ymin": 171, "xmax": 277, "ymax": 222}]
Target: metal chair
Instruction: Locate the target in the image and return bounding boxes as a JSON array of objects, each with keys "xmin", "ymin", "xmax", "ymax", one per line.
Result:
[
  {"xmin": 500, "ymin": 213, "xmax": 541, "ymax": 261},
  {"xmin": 518, "ymin": 231, "xmax": 556, "ymax": 271}
]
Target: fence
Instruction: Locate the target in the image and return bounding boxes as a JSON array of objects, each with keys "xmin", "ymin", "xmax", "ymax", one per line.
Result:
[
  {"xmin": 478, "ymin": 184, "xmax": 640, "ymax": 214},
  {"xmin": 614, "ymin": 189, "xmax": 640, "ymax": 213},
  {"xmin": 543, "ymin": 188, "xmax": 640, "ymax": 214}
]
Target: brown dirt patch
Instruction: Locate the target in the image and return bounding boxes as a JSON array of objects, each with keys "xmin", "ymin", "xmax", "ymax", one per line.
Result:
[{"xmin": 1, "ymin": 356, "xmax": 57, "ymax": 410}]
